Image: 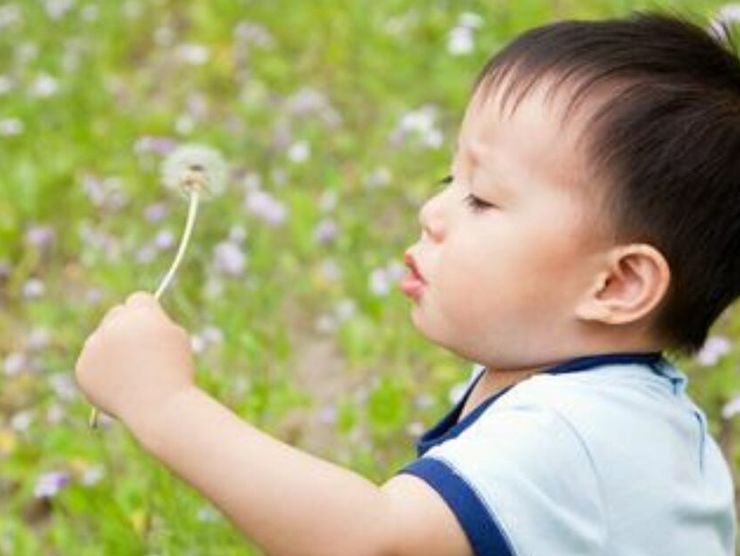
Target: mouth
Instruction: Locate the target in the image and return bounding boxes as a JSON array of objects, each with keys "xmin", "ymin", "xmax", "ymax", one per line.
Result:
[{"xmin": 403, "ymin": 251, "xmax": 426, "ymax": 283}]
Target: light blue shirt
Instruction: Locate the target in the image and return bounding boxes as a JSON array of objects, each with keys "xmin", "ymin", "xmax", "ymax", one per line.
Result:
[{"xmin": 397, "ymin": 352, "xmax": 737, "ymax": 555}]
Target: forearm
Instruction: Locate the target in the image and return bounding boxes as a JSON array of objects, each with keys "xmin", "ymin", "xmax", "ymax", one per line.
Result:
[{"xmin": 127, "ymin": 387, "xmax": 393, "ymax": 556}]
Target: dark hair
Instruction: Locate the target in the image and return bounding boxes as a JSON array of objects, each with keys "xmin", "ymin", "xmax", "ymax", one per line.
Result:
[{"xmin": 472, "ymin": 10, "xmax": 740, "ymax": 357}]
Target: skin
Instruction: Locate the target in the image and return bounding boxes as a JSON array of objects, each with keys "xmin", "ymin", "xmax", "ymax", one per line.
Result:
[
  {"xmin": 75, "ymin": 78, "xmax": 671, "ymax": 556},
  {"xmin": 406, "ymin": 79, "xmax": 671, "ymax": 400}
]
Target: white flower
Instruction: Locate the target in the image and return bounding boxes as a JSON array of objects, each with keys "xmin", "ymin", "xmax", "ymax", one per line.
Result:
[
  {"xmin": 161, "ymin": 144, "xmax": 228, "ymax": 199},
  {"xmin": 30, "ymin": 73, "xmax": 59, "ymax": 97},
  {"xmin": 287, "ymin": 140, "xmax": 311, "ymax": 163},
  {"xmin": 82, "ymin": 465, "xmax": 104, "ymax": 486},
  {"xmin": 4, "ymin": 352, "xmax": 26, "ymax": 376},
  {"xmin": 708, "ymin": 4, "xmax": 740, "ymax": 39},
  {"xmin": 318, "ymin": 258, "xmax": 342, "ymax": 282},
  {"xmin": 0, "ymin": 5, "xmax": 21, "ymax": 29},
  {"xmin": 22, "ymin": 278, "xmax": 45, "ymax": 299},
  {"xmin": 177, "ymin": 43, "xmax": 210, "ymax": 65},
  {"xmin": 365, "ymin": 166, "xmax": 392, "ymax": 189},
  {"xmin": 448, "ymin": 26, "xmax": 475, "ymax": 56},
  {"xmin": 313, "ymin": 217, "xmax": 338, "ymax": 245},
  {"xmin": 722, "ymin": 395, "xmax": 740, "ymax": 419},
  {"xmin": 10, "ymin": 410, "xmax": 33, "ymax": 432},
  {"xmin": 369, "ymin": 267, "xmax": 392, "ymax": 296},
  {"xmin": 448, "ymin": 382, "xmax": 468, "ymax": 404},
  {"xmin": 244, "ymin": 189, "xmax": 288, "ymax": 226},
  {"xmin": 213, "ymin": 240, "xmax": 247, "ymax": 276},
  {"xmin": 44, "ymin": 0, "xmax": 75, "ymax": 20},
  {"xmin": 0, "ymin": 75, "xmax": 14, "ymax": 95},
  {"xmin": 694, "ymin": 335, "xmax": 732, "ymax": 367},
  {"xmin": 0, "ymin": 118, "xmax": 24, "ymax": 136}
]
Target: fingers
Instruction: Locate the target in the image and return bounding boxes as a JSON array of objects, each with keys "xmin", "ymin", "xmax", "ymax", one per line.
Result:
[
  {"xmin": 126, "ymin": 291, "xmax": 158, "ymax": 308},
  {"xmin": 100, "ymin": 304, "xmax": 125, "ymax": 329},
  {"xmin": 98, "ymin": 292, "xmax": 157, "ymax": 332}
]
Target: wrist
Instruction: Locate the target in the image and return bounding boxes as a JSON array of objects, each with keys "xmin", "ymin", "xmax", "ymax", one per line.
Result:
[{"xmin": 124, "ymin": 385, "xmax": 206, "ymax": 452}]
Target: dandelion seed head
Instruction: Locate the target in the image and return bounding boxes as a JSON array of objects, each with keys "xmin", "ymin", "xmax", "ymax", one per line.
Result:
[{"xmin": 161, "ymin": 144, "xmax": 228, "ymax": 200}]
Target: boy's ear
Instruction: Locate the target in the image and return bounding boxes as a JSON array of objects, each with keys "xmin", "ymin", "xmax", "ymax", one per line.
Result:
[{"xmin": 574, "ymin": 243, "xmax": 671, "ymax": 326}]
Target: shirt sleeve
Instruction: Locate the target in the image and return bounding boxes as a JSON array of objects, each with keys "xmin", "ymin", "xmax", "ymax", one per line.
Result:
[{"xmin": 397, "ymin": 403, "xmax": 607, "ymax": 556}]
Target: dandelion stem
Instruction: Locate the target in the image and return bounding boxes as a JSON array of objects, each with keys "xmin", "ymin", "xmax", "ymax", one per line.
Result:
[
  {"xmin": 89, "ymin": 189, "xmax": 201, "ymax": 430},
  {"xmin": 155, "ymin": 189, "xmax": 200, "ymax": 299}
]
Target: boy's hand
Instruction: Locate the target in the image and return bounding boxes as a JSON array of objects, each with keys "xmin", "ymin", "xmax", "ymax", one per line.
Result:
[{"xmin": 74, "ymin": 291, "xmax": 196, "ymax": 427}]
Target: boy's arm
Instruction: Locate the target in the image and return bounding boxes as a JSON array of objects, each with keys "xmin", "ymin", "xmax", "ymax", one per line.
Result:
[
  {"xmin": 74, "ymin": 292, "xmax": 472, "ymax": 556},
  {"xmin": 130, "ymin": 385, "xmax": 473, "ymax": 556}
]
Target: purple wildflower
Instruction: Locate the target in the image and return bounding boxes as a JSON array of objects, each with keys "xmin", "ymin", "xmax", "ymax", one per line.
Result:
[
  {"xmin": 22, "ymin": 278, "xmax": 45, "ymax": 299},
  {"xmin": 25, "ymin": 224, "xmax": 56, "ymax": 250},
  {"xmin": 695, "ymin": 335, "xmax": 732, "ymax": 367},
  {"xmin": 244, "ymin": 189, "xmax": 288, "ymax": 226},
  {"xmin": 34, "ymin": 471, "xmax": 70, "ymax": 498},
  {"xmin": 213, "ymin": 240, "xmax": 246, "ymax": 276},
  {"xmin": 143, "ymin": 202, "xmax": 169, "ymax": 223},
  {"xmin": 134, "ymin": 136, "xmax": 177, "ymax": 157},
  {"xmin": 154, "ymin": 228, "xmax": 175, "ymax": 251},
  {"xmin": 313, "ymin": 217, "xmax": 338, "ymax": 245}
]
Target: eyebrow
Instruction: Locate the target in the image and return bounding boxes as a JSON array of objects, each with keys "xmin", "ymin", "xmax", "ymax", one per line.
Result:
[{"xmin": 455, "ymin": 140, "xmax": 512, "ymax": 196}]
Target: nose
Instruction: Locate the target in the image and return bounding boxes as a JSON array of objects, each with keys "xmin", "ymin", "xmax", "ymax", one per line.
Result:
[{"xmin": 418, "ymin": 190, "xmax": 447, "ymax": 242}]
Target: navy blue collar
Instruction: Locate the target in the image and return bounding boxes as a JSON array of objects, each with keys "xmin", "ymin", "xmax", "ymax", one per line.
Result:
[{"xmin": 415, "ymin": 351, "xmax": 664, "ymax": 457}]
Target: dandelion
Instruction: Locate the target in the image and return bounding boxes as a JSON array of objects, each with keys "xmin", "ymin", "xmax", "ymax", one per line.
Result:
[{"xmin": 89, "ymin": 143, "xmax": 228, "ymax": 428}]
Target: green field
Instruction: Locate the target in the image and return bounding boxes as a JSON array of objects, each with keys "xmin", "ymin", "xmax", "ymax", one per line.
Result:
[{"xmin": 0, "ymin": 1, "xmax": 738, "ymax": 554}]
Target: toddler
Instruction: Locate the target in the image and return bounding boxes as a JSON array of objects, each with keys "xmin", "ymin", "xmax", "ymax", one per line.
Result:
[{"xmin": 75, "ymin": 11, "xmax": 739, "ymax": 556}]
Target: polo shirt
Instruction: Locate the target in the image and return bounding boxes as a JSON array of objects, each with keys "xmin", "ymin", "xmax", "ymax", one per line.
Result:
[{"xmin": 397, "ymin": 352, "xmax": 737, "ymax": 555}]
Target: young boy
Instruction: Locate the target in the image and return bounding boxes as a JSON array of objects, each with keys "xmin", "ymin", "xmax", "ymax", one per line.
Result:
[{"xmin": 74, "ymin": 11, "xmax": 738, "ymax": 556}]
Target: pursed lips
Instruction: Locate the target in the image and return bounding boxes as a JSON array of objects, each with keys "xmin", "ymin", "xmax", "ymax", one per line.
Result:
[{"xmin": 404, "ymin": 250, "xmax": 427, "ymax": 283}]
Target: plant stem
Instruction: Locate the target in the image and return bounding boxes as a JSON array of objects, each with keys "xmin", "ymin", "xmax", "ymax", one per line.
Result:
[{"xmin": 88, "ymin": 190, "xmax": 201, "ymax": 429}]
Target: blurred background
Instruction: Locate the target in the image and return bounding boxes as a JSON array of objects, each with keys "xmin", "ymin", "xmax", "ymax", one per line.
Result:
[{"xmin": 0, "ymin": 0, "xmax": 738, "ymax": 554}]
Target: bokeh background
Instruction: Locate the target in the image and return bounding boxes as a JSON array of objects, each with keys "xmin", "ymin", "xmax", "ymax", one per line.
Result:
[{"xmin": 1, "ymin": 0, "xmax": 738, "ymax": 554}]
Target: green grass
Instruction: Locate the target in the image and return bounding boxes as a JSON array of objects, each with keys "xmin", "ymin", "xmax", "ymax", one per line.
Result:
[{"xmin": 0, "ymin": 0, "xmax": 738, "ymax": 554}]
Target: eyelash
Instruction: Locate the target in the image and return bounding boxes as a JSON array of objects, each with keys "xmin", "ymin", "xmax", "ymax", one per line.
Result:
[{"xmin": 438, "ymin": 175, "xmax": 495, "ymax": 212}]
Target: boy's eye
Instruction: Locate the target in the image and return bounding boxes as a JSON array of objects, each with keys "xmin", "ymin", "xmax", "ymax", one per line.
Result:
[
  {"xmin": 463, "ymin": 193, "xmax": 495, "ymax": 212},
  {"xmin": 437, "ymin": 175, "xmax": 495, "ymax": 212}
]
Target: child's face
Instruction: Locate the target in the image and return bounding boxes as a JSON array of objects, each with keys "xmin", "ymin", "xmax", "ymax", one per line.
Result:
[{"xmin": 403, "ymin": 79, "xmax": 612, "ymax": 370}]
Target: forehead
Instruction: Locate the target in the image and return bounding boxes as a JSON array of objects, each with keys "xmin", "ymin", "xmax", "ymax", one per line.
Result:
[{"xmin": 456, "ymin": 77, "xmax": 592, "ymax": 193}]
